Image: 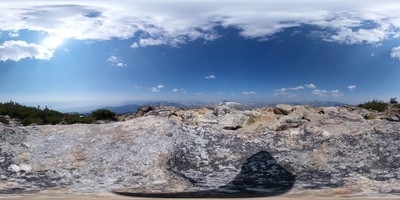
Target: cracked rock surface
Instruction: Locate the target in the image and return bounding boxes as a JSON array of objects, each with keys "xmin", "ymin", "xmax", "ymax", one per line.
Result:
[{"xmin": 1, "ymin": 106, "xmax": 400, "ymax": 197}]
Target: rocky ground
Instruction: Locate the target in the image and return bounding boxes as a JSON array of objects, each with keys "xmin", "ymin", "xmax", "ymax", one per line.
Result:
[{"xmin": 1, "ymin": 103, "xmax": 400, "ymax": 198}]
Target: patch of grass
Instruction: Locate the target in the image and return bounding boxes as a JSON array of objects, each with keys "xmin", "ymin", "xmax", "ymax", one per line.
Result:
[
  {"xmin": 366, "ymin": 115, "xmax": 374, "ymax": 120},
  {"xmin": 246, "ymin": 116, "xmax": 256, "ymax": 125}
]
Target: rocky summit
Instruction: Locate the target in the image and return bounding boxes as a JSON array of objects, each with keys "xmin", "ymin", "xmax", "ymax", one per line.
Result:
[{"xmin": 1, "ymin": 103, "xmax": 400, "ymax": 197}]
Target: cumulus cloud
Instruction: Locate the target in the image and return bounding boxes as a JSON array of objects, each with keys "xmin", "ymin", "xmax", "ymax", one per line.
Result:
[
  {"xmin": 205, "ymin": 74, "xmax": 216, "ymax": 79},
  {"xmin": 347, "ymin": 85, "xmax": 356, "ymax": 91},
  {"xmin": 243, "ymin": 91, "xmax": 257, "ymax": 95},
  {"xmin": 107, "ymin": 55, "xmax": 126, "ymax": 67},
  {"xmin": 305, "ymin": 84, "xmax": 316, "ymax": 89},
  {"xmin": 390, "ymin": 46, "xmax": 400, "ymax": 60},
  {"xmin": 172, "ymin": 88, "xmax": 178, "ymax": 92},
  {"xmin": 151, "ymin": 84, "xmax": 164, "ymax": 92},
  {"xmin": 0, "ymin": 40, "xmax": 53, "ymax": 61},
  {"xmin": 1, "ymin": 1, "xmax": 400, "ymax": 49}
]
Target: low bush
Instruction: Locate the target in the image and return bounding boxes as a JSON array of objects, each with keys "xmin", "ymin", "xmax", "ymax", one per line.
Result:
[
  {"xmin": 63, "ymin": 114, "xmax": 93, "ymax": 124},
  {"xmin": 362, "ymin": 99, "xmax": 388, "ymax": 112},
  {"xmin": 0, "ymin": 101, "xmax": 101, "ymax": 125},
  {"xmin": 91, "ymin": 109, "xmax": 117, "ymax": 121}
]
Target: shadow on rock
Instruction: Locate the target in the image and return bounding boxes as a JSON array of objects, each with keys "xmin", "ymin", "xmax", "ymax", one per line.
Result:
[{"xmin": 114, "ymin": 151, "xmax": 296, "ymax": 198}]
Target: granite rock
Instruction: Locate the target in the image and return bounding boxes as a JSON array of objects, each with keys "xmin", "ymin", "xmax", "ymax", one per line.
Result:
[{"xmin": 1, "ymin": 107, "xmax": 400, "ymax": 197}]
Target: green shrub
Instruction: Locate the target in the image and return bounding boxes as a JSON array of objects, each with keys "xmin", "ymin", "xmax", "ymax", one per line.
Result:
[
  {"xmin": 362, "ymin": 99, "xmax": 388, "ymax": 112},
  {"xmin": 91, "ymin": 109, "xmax": 116, "ymax": 121},
  {"xmin": 63, "ymin": 114, "xmax": 93, "ymax": 124},
  {"xmin": 246, "ymin": 116, "xmax": 256, "ymax": 125},
  {"xmin": 22, "ymin": 117, "xmax": 43, "ymax": 126}
]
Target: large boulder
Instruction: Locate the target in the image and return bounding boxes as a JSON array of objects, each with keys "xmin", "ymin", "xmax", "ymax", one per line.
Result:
[
  {"xmin": 274, "ymin": 104, "xmax": 293, "ymax": 115},
  {"xmin": 218, "ymin": 113, "xmax": 249, "ymax": 130},
  {"xmin": 0, "ymin": 115, "xmax": 10, "ymax": 124},
  {"xmin": 213, "ymin": 105, "xmax": 233, "ymax": 116},
  {"xmin": 321, "ymin": 106, "xmax": 339, "ymax": 115}
]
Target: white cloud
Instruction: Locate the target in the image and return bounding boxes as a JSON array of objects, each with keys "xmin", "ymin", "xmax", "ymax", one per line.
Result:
[
  {"xmin": 391, "ymin": 46, "xmax": 400, "ymax": 60},
  {"xmin": 107, "ymin": 55, "xmax": 126, "ymax": 67},
  {"xmin": 8, "ymin": 32, "xmax": 19, "ymax": 37},
  {"xmin": 312, "ymin": 89, "xmax": 328, "ymax": 97},
  {"xmin": 273, "ymin": 88, "xmax": 289, "ymax": 96},
  {"xmin": 313, "ymin": 89, "xmax": 343, "ymax": 97},
  {"xmin": 330, "ymin": 90, "xmax": 344, "ymax": 97},
  {"xmin": 0, "ymin": 40, "xmax": 53, "ymax": 61},
  {"xmin": 243, "ymin": 91, "xmax": 257, "ymax": 95},
  {"xmin": 205, "ymin": 74, "xmax": 216, "ymax": 79},
  {"xmin": 2, "ymin": 1, "xmax": 400, "ymax": 49},
  {"xmin": 305, "ymin": 84, "xmax": 316, "ymax": 89},
  {"xmin": 347, "ymin": 85, "xmax": 356, "ymax": 91},
  {"xmin": 151, "ymin": 84, "xmax": 164, "ymax": 92},
  {"xmin": 273, "ymin": 84, "xmax": 309, "ymax": 96},
  {"xmin": 172, "ymin": 88, "xmax": 178, "ymax": 92},
  {"xmin": 288, "ymin": 86, "xmax": 304, "ymax": 90}
]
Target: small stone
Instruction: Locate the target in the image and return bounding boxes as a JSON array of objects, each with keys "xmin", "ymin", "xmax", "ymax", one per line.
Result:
[{"xmin": 9, "ymin": 164, "xmax": 20, "ymax": 173}]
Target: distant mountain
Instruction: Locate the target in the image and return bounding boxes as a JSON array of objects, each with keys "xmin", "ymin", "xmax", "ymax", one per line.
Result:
[
  {"xmin": 282, "ymin": 100, "xmax": 349, "ymax": 108},
  {"xmin": 97, "ymin": 100, "xmax": 349, "ymax": 115},
  {"xmin": 100, "ymin": 100, "xmax": 213, "ymax": 115},
  {"xmin": 102, "ymin": 104, "xmax": 141, "ymax": 115}
]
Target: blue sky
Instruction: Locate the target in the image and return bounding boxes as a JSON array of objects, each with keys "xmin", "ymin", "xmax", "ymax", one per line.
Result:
[{"xmin": 1, "ymin": 0, "xmax": 400, "ymax": 112}]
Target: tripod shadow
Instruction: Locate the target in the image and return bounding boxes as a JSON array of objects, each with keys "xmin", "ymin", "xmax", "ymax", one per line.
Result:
[{"xmin": 114, "ymin": 151, "xmax": 295, "ymax": 198}]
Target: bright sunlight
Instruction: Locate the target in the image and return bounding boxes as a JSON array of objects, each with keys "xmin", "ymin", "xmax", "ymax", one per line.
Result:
[{"xmin": 42, "ymin": 36, "xmax": 63, "ymax": 49}]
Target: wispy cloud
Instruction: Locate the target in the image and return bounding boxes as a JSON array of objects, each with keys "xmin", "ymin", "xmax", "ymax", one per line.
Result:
[
  {"xmin": 312, "ymin": 89, "xmax": 328, "ymax": 97},
  {"xmin": 313, "ymin": 89, "xmax": 343, "ymax": 97},
  {"xmin": 205, "ymin": 74, "xmax": 216, "ymax": 79},
  {"xmin": 273, "ymin": 84, "xmax": 311, "ymax": 96},
  {"xmin": 151, "ymin": 84, "xmax": 164, "ymax": 92},
  {"xmin": 8, "ymin": 32, "xmax": 19, "ymax": 37},
  {"xmin": 288, "ymin": 86, "xmax": 304, "ymax": 90},
  {"xmin": 243, "ymin": 91, "xmax": 257, "ymax": 95},
  {"xmin": 331, "ymin": 90, "xmax": 344, "ymax": 97},
  {"xmin": 0, "ymin": 40, "xmax": 53, "ymax": 61},
  {"xmin": 107, "ymin": 55, "xmax": 127, "ymax": 67},
  {"xmin": 273, "ymin": 88, "xmax": 289, "ymax": 96},
  {"xmin": 347, "ymin": 85, "xmax": 356, "ymax": 91},
  {"xmin": 172, "ymin": 88, "xmax": 178, "ymax": 92}
]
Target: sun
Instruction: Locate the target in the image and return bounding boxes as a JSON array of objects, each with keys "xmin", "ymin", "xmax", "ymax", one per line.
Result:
[{"xmin": 42, "ymin": 36, "xmax": 63, "ymax": 49}]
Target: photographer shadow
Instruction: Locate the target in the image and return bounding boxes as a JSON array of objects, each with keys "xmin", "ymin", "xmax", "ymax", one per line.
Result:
[{"xmin": 114, "ymin": 151, "xmax": 295, "ymax": 198}]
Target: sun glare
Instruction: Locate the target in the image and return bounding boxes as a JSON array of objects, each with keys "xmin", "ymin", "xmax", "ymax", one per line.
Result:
[{"xmin": 42, "ymin": 36, "xmax": 63, "ymax": 49}]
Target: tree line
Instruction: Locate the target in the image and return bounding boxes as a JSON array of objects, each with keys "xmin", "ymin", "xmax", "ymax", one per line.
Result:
[{"xmin": 0, "ymin": 101, "xmax": 116, "ymax": 126}]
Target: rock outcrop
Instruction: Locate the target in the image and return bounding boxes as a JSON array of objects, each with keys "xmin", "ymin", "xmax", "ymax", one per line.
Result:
[{"xmin": 1, "ymin": 105, "xmax": 400, "ymax": 197}]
